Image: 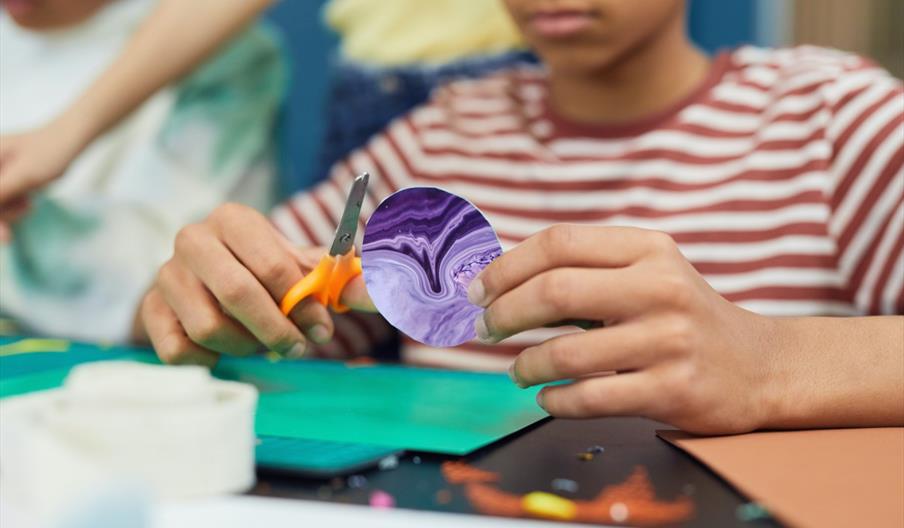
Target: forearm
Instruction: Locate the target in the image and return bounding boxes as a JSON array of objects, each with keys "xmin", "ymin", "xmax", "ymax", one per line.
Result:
[
  {"xmin": 54, "ymin": 0, "xmax": 274, "ymax": 149},
  {"xmin": 764, "ymin": 316, "xmax": 904, "ymax": 429}
]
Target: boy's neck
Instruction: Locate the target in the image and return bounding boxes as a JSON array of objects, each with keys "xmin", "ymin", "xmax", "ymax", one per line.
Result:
[{"xmin": 546, "ymin": 18, "xmax": 710, "ymax": 125}]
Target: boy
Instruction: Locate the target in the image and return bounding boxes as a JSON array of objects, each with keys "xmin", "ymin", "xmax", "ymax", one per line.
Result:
[{"xmin": 139, "ymin": 0, "xmax": 903, "ymax": 434}]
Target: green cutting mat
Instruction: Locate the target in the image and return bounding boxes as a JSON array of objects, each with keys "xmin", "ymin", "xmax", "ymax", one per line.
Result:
[{"xmin": 0, "ymin": 338, "xmax": 546, "ymax": 455}]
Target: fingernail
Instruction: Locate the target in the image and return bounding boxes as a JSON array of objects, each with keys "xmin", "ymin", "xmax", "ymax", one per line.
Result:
[
  {"xmin": 467, "ymin": 278, "xmax": 487, "ymax": 307},
  {"xmin": 287, "ymin": 342, "xmax": 307, "ymax": 359},
  {"xmin": 475, "ymin": 315, "xmax": 492, "ymax": 343},
  {"xmin": 536, "ymin": 389, "xmax": 546, "ymax": 410},
  {"xmin": 309, "ymin": 324, "xmax": 331, "ymax": 344},
  {"xmin": 508, "ymin": 362, "xmax": 525, "ymax": 388}
]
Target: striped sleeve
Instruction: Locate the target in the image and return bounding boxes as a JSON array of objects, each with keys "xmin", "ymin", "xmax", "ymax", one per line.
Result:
[
  {"xmin": 270, "ymin": 134, "xmax": 413, "ymax": 356},
  {"xmin": 824, "ymin": 57, "xmax": 904, "ymax": 315}
]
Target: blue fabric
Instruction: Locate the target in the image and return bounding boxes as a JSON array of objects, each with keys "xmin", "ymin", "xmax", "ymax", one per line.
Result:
[{"xmin": 313, "ymin": 50, "xmax": 537, "ymax": 183}]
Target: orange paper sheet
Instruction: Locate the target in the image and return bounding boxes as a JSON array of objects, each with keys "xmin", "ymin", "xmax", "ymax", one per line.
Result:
[{"xmin": 658, "ymin": 428, "xmax": 904, "ymax": 528}]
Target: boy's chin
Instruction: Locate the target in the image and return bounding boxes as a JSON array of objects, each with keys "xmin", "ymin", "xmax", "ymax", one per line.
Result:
[{"xmin": 538, "ymin": 47, "xmax": 624, "ymax": 78}]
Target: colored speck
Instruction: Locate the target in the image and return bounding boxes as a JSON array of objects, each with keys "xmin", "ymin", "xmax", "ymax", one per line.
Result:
[
  {"xmin": 347, "ymin": 475, "xmax": 368, "ymax": 489},
  {"xmin": 379, "ymin": 454, "xmax": 399, "ymax": 470},
  {"xmin": 370, "ymin": 490, "xmax": 395, "ymax": 509},
  {"xmin": 522, "ymin": 491, "xmax": 577, "ymax": 521},
  {"xmin": 435, "ymin": 489, "xmax": 452, "ymax": 504},
  {"xmin": 551, "ymin": 478, "xmax": 579, "ymax": 493},
  {"xmin": 736, "ymin": 502, "xmax": 770, "ymax": 522},
  {"xmin": 610, "ymin": 502, "xmax": 629, "ymax": 523}
]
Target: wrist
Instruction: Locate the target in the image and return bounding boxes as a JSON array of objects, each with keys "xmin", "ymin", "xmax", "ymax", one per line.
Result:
[
  {"xmin": 748, "ymin": 314, "xmax": 800, "ymax": 430},
  {"xmin": 51, "ymin": 103, "xmax": 104, "ymax": 155}
]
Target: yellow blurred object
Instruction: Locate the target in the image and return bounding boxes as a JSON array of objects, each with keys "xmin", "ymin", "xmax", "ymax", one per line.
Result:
[
  {"xmin": 325, "ymin": 0, "xmax": 524, "ymax": 66},
  {"xmin": 0, "ymin": 338, "xmax": 70, "ymax": 357},
  {"xmin": 522, "ymin": 491, "xmax": 578, "ymax": 521}
]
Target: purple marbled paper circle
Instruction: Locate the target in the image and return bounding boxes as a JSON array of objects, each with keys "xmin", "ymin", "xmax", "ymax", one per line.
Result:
[{"xmin": 361, "ymin": 187, "xmax": 502, "ymax": 347}]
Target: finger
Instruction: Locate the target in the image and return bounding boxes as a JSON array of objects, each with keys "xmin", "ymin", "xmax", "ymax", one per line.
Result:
[
  {"xmin": 0, "ymin": 196, "xmax": 30, "ymax": 223},
  {"xmin": 174, "ymin": 222, "xmax": 309, "ymax": 357},
  {"xmin": 511, "ymin": 324, "xmax": 661, "ymax": 387},
  {"xmin": 0, "ymin": 165, "xmax": 37, "ymax": 205},
  {"xmin": 479, "ymin": 267, "xmax": 643, "ymax": 343},
  {"xmin": 157, "ymin": 261, "xmax": 260, "ymax": 356},
  {"xmin": 212, "ymin": 205, "xmax": 335, "ymax": 343},
  {"xmin": 536, "ymin": 371, "xmax": 657, "ymax": 419},
  {"xmin": 141, "ymin": 289, "xmax": 219, "ymax": 367},
  {"xmin": 0, "ymin": 135, "xmax": 18, "ymax": 162},
  {"xmin": 338, "ymin": 274, "xmax": 377, "ymax": 312},
  {"xmin": 281, "ymin": 239, "xmax": 324, "ymax": 270},
  {"xmin": 0, "ymin": 222, "xmax": 9, "ymax": 243},
  {"xmin": 470, "ymin": 225, "xmax": 675, "ymax": 308}
]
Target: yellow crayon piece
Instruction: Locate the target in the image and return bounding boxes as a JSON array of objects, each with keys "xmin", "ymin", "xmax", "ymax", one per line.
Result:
[{"xmin": 522, "ymin": 491, "xmax": 577, "ymax": 521}]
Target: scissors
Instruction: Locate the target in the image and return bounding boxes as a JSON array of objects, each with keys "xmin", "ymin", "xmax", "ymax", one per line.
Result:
[{"xmin": 279, "ymin": 172, "xmax": 369, "ymax": 316}]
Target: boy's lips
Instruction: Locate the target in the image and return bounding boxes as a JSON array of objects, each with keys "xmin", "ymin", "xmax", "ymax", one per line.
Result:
[{"xmin": 528, "ymin": 10, "xmax": 597, "ymax": 38}]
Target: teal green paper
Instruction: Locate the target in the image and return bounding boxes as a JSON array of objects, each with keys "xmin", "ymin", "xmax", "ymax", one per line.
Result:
[
  {"xmin": 0, "ymin": 338, "xmax": 546, "ymax": 455},
  {"xmin": 216, "ymin": 357, "xmax": 546, "ymax": 454}
]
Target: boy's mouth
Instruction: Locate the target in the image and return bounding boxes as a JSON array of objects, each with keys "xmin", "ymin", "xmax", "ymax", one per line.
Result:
[{"xmin": 528, "ymin": 9, "xmax": 598, "ymax": 39}]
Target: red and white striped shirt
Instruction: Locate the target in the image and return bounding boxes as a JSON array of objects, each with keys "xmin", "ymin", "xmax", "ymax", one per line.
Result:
[{"xmin": 272, "ymin": 46, "xmax": 904, "ymax": 370}]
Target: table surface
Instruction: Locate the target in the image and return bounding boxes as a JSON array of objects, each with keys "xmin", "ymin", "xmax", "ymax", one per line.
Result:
[
  {"xmin": 0, "ymin": 336, "xmax": 778, "ymax": 526},
  {"xmin": 252, "ymin": 416, "xmax": 780, "ymax": 527}
]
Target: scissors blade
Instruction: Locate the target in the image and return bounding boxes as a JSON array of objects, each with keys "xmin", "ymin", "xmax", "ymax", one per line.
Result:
[{"xmin": 329, "ymin": 172, "xmax": 369, "ymax": 256}]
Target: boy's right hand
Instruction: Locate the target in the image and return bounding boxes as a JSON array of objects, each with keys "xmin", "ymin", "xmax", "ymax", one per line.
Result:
[{"xmin": 139, "ymin": 203, "xmax": 376, "ymax": 366}]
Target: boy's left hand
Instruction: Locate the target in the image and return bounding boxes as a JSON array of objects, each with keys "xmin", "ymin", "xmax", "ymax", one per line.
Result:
[
  {"xmin": 0, "ymin": 122, "xmax": 88, "ymax": 239},
  {"xmin": 468, "ymin": 224, "xmax": 783, "ymax": 435}
]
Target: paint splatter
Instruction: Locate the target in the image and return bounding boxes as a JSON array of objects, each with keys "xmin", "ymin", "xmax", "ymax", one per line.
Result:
[
  {"xmin": 441, "ymin": 461, "xmax": 502, "ymax": 485},
  {"xmin": 362, "ymin": 187, "xmax": 501, "ymax": 347},
  {"xmin": 464, "ymin": 466, "xmax": 694, "ymax": 526}
]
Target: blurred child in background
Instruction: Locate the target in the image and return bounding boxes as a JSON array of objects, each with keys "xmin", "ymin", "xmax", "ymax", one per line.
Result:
[{"xmin": 0, "ymin": 0, "xmax": 285, "ymax": 340}]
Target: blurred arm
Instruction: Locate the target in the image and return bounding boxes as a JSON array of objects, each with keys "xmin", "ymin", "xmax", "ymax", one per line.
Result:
[{"xmin": 56, "ymin": 0, "xmax": 275, "ymax": 149}]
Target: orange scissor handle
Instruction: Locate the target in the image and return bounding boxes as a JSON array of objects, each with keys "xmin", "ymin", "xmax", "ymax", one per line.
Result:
[{"xmin": 279, "ymin": 248, "xmax": 362, "ymax": 316}]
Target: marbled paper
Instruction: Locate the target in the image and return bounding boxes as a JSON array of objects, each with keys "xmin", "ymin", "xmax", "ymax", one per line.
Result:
[{"xmin": 362, "ymin": 187, "xmax": 502, "ymax": 347}]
